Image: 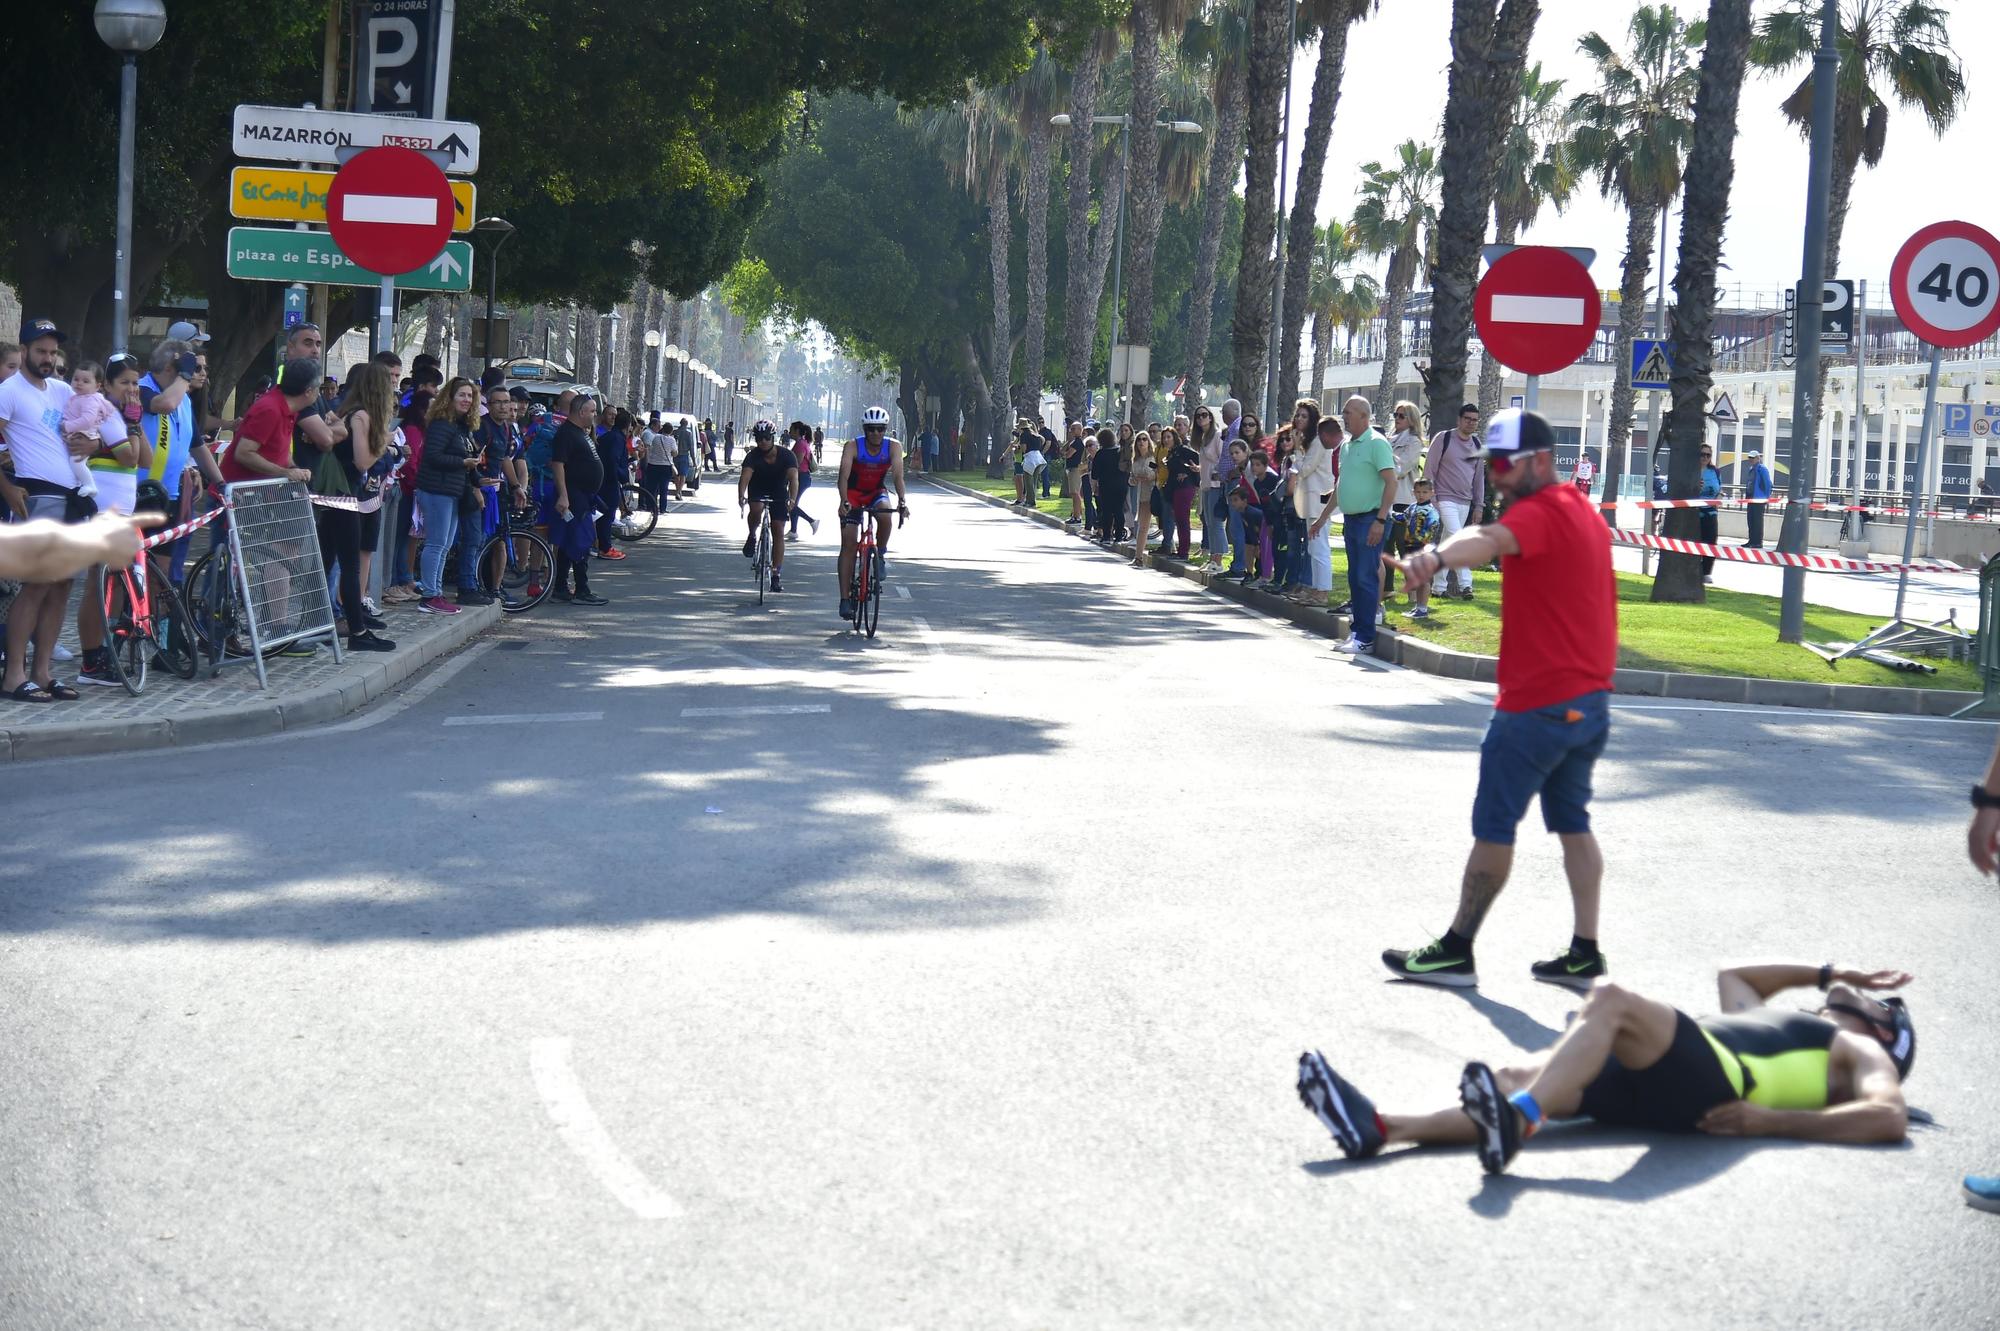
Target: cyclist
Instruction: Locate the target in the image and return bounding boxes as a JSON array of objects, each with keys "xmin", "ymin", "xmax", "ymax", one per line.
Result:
[
  {"xmin": 737, "ymin": 419, "xmax": 797, "ymax": 593},
  {"xmin": 836, "ymin": 406, "xmax": 909, "ymax": 620}
]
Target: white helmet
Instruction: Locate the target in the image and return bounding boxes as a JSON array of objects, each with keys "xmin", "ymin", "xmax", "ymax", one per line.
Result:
[{"xmin": 862, "ymin": 406, "xmax": 890, "ymax": 428}]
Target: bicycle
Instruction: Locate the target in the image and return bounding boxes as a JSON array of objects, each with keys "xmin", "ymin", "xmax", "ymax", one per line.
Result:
[
  {"xmin": 748, "ymin": 500, "xmax": 774, "ymax": 604},
  {"xmin": 185, "ymin": 539, "xmax": 303, "ymax": 667},
  {"xmin": 846, "ymin": 503, "xmax": 907, "ymax": 639},
  {"xmin": 479, "ymin": 508, "xmax": 556, "ymax": 613},
  {"xmin": 90, "ymin": 552, "xmax": 200, "ymax": 695},
  {"xmin": 615, "ymin": 483, "xmax": 657, "ymax": 541}
]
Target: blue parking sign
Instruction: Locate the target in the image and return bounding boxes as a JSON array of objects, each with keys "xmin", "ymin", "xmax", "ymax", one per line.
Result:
[{"xmin": 1943, "ymin": 403, "xmax": 1972, "ymax": 437}]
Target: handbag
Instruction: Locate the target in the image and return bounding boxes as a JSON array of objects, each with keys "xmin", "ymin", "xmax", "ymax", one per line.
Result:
[{"xmin": 310, "ymin": 445, "xmax": 353, "ymax": 498}]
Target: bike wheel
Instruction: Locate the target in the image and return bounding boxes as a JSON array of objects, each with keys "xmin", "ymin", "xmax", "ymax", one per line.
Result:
[
  {"xmin": 617, "ymin": 486, "xmax": 656, "ymax": 540},
  {"xmin": 144, "ymin": 559, "xmax": 201, "ymax": 679},
  {"xmin": 756, "ymin": 524, "xmax": 770, "ymax": 604},
  {"xmin": 864, "ymin": 550, "xmax": 883, "ymax": 638},
  {"xmin": 183, "ymin": 548, "xmax": 232, "ymax": 666},
  {"xmin": 97, "ymin": 567, "xmax": 145, "ymax": 695},
  {"xmin": 483, "ymin": 529, "xmax": 554, "ymax": 613},
  {"xmin": 851, "ymin": 545, "xmax": 870, "ymax": 630}
]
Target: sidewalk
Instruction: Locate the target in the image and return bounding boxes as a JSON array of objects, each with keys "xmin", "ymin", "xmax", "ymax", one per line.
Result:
[{"xmin": 0, "ymin": 596, "xmax": 500, "ymax": 762}]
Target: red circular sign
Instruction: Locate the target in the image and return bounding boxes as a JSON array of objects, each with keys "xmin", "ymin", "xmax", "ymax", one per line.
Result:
[
  {"xmin": 1474, "ymin": 246, "xmax": 1602, "ymax": 376},
  {"xmin": 1889, "ymin": 219, "xmax": 2000, "ymax": 349},
  {"xmin": 326, "ymin": 146, "xmax": 456, "ymax": 276}
]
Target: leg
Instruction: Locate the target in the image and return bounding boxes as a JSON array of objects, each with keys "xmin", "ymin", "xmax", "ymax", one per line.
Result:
[
  {"xmin": 837, "ymin": 518, "xmax": 858, "ymax": 599},
  {"xmin": 32, "ymin": 579, "xmax": 73, "ymax": 685},
  {"xmin": 1308, "ymin": 521, "xmax": 1332, "ymax": 593},
  {"xmin": 1561, "ymin": 833, "xmax": 1604, "ymax": 940},
  {"xmin": 1434, "ymin": 500, "xmax": 1468, "ymax": 593},
  {"xmin": 769, "ymin": 513, "xmax": 786, "ymax": 571},
  {"xmin": 1449, "ymin": 840, "xmax": 1516, "ymax": 937},
  {"xmin": 1745, "ymin": 504, "xmax": 1764, "ymax": 549},
  {"xmin": 1522, "ymin": 983, "xmax": 1678, "ymax": 1117},
  {"xmin": 4, "ymin": 583, "xmax": 49, "ymax": 691}
]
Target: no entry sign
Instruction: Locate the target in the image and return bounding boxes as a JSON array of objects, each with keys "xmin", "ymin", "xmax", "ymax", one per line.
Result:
[
  {"xmin": 1475, "ymin": 246, "xmax": 1602, "ymax": 376},
  {"xmin": 1890, "ymin": 220, "xmax": 2000, "ymax": 349},
  {"xmin": 326, "ymin": 145, "xmax": 456, "ymax": 277}
]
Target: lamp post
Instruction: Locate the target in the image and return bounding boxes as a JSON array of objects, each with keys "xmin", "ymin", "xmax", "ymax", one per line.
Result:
[
  {"xmin": 643, "ymin": 329, "xmax": 661, "ymax": 410},
  {"xmin": 473, "ymin": 216, "xmax": 515, "ymax": 371},
  {"xmin": 1050, "ymin": 113, "xmax": 1202, "ymax": 423},
  {"xmin": 94, "ymin": 0, "xmax": 168, "ymax": 353}
]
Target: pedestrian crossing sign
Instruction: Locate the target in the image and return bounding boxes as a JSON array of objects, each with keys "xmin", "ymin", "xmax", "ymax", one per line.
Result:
[{"xmin": 1632, "ymin": 339, "xmax": 1674, "ymax": 390}]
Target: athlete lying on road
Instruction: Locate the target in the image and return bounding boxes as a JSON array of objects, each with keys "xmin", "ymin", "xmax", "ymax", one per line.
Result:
[{"xmin": 1298, "ymin": 961, "xmax": 1915, "ymax": 1175}]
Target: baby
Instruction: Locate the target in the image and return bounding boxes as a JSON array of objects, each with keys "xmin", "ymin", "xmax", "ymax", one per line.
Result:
[{"xmin": 60, "ymin": 361, "xmax": 119, "ymax": 499}]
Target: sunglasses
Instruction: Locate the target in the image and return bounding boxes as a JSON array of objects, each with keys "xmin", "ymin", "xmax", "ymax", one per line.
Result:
[
  {"xmin": 1394, "ymin": 410, "xmax": 1410, "ymax": 418},
  {"xmin": 863, "ymin": 424, "xmax": 886, "ymax": 432},
  {"xmin": 1487, "ymin": 447, "xmax": 1550, "ymax": 475}
]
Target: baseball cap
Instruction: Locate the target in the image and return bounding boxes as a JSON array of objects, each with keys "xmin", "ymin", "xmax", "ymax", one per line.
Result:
[
  {"xmin": 19, "ymin": 317, "xmax": 66, "ymax": 345},
  {"xmin": 166, "ymin": 320, "xmax": 211, "ymax": 344},
  {"xmin": 1471, "ymin": 408, "xmax": 1556, "ymax": 460}
]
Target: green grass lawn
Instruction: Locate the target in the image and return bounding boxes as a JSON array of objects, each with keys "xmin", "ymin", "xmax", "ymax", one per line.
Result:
[{"xmin": 929, "ymin": 470, "xmax": 1978, "ymax": 690}]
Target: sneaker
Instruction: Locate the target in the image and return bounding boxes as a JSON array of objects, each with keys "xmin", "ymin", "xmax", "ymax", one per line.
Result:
[
  {"xmin": 1380, "ymin": 938, "xmax": 1477, "ymax": 988},
  {"xmin": 1065, "ymin": 516, "xmax": 1080, "ymax": 527},
  {"xmin": 599, "ymin": 548, "xmax": 628, "ymax": 561},
  {"xmin": 1296, "ymin": 1050, "xmax": 1386, "ymax": 1160},
  {"xmin": 1333, "ymin": 600, "xmax": 1353, "ymax": 615},
  {"xmin": 382, "ymin": 584, "xmax": 421, "ymax": 604},
  {"xmin": 571, "ymin": 592, "xmax": 608, "ymax": 606},
  {"xmin": 1530, "ymin": 946, "xmax": 1607, "ymax": 992},
  {"xmin": 456, "ymin": 588, "xmax": 493, "ymax": 606},
  {"xmin": 76, "ymin": 657, "xmax": 120, "ymax": 687},
  {"xmin": 1377, "ymin": 608, "xmax": 1388, "ymax": 626},
  {"xmin": 1965, "ymin": 1174, "xmax": 2000, "ymax": 1214},
  {"xmin": 769, "ymin": 574, "xmax": 784, "ymax": 593},
  {"xmin": 742, "ymin": 537, "xmax": 756, "ymax": 558},
  {"xmin": 52, "ymin": 643, "xmax": 75, "ymax": 663},
  {"xmin": 279, "ymin": 643, "xmax": 318, "ymax": 659},
  {"xmin": 418, "ymin": 597, "xmax": 462, "ymax": 615},
  {"xmin": 551, "ymin": 589, "xmax": 573, "ymax": 602},
  {"xmin": 346, "ymin": 630, "xmax": 396, "ymax": 652},
  {"xmin": 1458, "ymin": 1061, "xmax": 1521, "ymax": 1175},
  {"xmin": 1331, "ymin": 635, "xmax": 1367, "ymax": 655},
  {"xmin": 361, "ymin": 596, "xmax": 383, "ymax": 617},
  {"xmin": 1406, "ymin": 605, "xmax": 1432, "ymax": 620},
  {"xmin": 361, "ymin": 611, "xmax": 389, "ymax": 630},
  {"xmin": 839, "ymin": 597, "xmax": 856, "ymax": 619},
  {"xmin": 1455, "ymin": 588, "xmax": 1475, "ymax": 601}
]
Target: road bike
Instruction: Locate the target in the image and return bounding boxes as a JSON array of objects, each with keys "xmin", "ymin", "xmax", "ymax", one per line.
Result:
[
  {"xmin": 185, "ymin": 538, "xmax": 309, "ymax": 666},
  {"xmin": 846, "ymin": 503, "xmax": 907, "ymax": 639},
  {"xmin": 479, "ymin": 508, "xmax": 556, "ymax": 612},
  {"xmin": 749, "ymin": 500, "xmax": 774, "ymax": 604},
  {"xmin": 615, "ymin": 483, "xmax": 657, "ymax": 541},
  {"xmin": 90, "ymin": 552, "xmax": 200, "ymax": 694}
]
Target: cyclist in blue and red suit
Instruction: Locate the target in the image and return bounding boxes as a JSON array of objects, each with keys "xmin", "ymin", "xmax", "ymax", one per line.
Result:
[{"xmin": 835, "ymin": 406, "xmax": 909, "ymax": 619}]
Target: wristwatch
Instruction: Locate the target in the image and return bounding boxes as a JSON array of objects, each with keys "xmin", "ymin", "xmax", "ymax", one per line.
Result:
[{"xmin": 1971, "ymin": 785, "xmax": 2000, "ymax": 809}]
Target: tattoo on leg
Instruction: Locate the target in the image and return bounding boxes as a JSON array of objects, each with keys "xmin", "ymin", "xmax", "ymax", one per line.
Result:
[{"xmin": 1452, "ymin": 870, "xmax": 1507, "ymax": 937}]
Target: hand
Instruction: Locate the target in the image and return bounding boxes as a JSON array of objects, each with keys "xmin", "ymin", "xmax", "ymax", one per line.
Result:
[
  {"xmin": 66, "ymin": 431, "xmax": 98, "ymax": 459},
  {"xmin": 1971, "ymin": 807, "xmax": 2000, "ymax": 875},
  {"xmin": 1697, "ymin": 1101, "xmax": 1773, "ymax": 1137},
  {"xmin": 556, "ymin": 501, "xmax": 571, "ymax": 519},
  {"xmin": 286, "ymin": 467, "xmax": 311, "ymax": 483},
  {"xmin": 1837, "ymin": 967, "xmax": 1913, "ymax": 991},
  {"xmin": 1307, "ymin": 521, "xmax": 1324, "ymax": 540},
  {"xmin": 85, "ymin": 512, "xmax": 147, "ymax": 565}
]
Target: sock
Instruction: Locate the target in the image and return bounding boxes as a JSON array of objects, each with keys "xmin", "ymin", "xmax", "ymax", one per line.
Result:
[
  {"xmin": 1570, "ymin": 934, "xmax": 1599, "ymax": 958},
  {"xmin": 1441, "ymin": 928, "xmax": 1474, "ymax": 957}
]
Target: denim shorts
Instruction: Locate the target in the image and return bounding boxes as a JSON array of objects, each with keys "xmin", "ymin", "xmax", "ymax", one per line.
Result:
[{"xmin": 1471, "ymin": 690, "xmax": 1610, "ymax": 845}]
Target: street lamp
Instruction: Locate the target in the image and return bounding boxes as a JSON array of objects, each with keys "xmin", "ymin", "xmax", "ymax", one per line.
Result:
[
  {"xmin": 473, "ymin": 216, "xmax": 515, "ymax": 371},
  {"xmin": 643, "ymin": 328, "xmax": 661, "ymax": 410},
  {"xmin": 1051, "ymin": 112, "xmax": 1202, "ymax": 423},
  {"xmin": 95, "ymin": 0, "xmax": 168, "ymax": 353}
]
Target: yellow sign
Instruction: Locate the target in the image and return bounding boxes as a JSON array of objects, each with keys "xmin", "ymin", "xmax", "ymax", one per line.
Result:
[{"xmin": 229, "ymin": 167, "xmax": 477, "ymax": 232}]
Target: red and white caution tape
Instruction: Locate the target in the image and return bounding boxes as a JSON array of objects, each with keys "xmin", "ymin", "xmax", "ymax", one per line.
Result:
[
  {"xmin": 1605, "ymin": 495, "xmax": 1946, "ymax": 517},
  {"xmin": 138, "ymin": 505, "xmax": 222, "ymax": 551},
  {"xmin": 1607, "ymin": 526, "xmax": 1969, "ymax": 574}
]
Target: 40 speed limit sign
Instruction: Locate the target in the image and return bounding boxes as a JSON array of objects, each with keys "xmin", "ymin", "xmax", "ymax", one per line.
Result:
[{"xmin": 1890, "ymin": 219, "xmax": 2000, "ymax": 348}]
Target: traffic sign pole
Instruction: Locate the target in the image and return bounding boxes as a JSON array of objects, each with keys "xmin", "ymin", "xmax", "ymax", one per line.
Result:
[
  {"xmin": 1846, "ymin": 279, "xmax": 1868, "ymax": 549},
  {"xmin": 1893, "ymin": 345, "xmax": 1944, "ymax": 620}
]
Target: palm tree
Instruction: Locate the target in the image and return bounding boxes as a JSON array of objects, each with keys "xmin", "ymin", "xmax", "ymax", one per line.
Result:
[
  {"xmin": 1180, "ymin": 0, "xmax": 1248, "ymax": 409},
  {"xmin": 1010, "ymin": 45, "xmax": 1067, "ymax": 421},
  {"xmin": 1277, "ymin": 0, "xmax": 1375, "ymax": 408},
  {"xmin": 1124, "ymin": 18, "xmax": 1214, "ymax": 422},
  {"xmin": 1567, "ymin": 3, "xmax": 1705, "ymax": 522},
  {"xmin": 1652, "ymin": 0, "xmax": 1755, "ymax": 604},
  {"xmin": 1304, "ymin": 220, "xmax": 1379, "ymax": 400},
  {"xmin": 1476, "ymin": 61, "xmax": 1577, "ymax": 418},
  {"xmin": 1227, "ymin": 0, "xmax": 1294, "ymax": 405},
  {"xmin": 1349, "ymin": 139, "xmax": 1440, "ymax": 417},
  {"xmin": 1061, "ymin": 30, "xmax": 1121, "ymax": 424}
]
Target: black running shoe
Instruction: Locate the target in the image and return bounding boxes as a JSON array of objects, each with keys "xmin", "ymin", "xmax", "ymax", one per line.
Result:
[
  {"xmin": 742, "ymin": 536, "xmax": 756, "ymax": 558},
  {"xmin": 1296, "ymin": 1050, "xmax": 1385, "ymax": 1160},
  {"xmin": 1529, "ymin": 946, "xmax": 1607, "ymax": 992},
  {"xmin": 1381, "ymin": 938, "xmax": 1477, "ymax": 988},
  {"xmin": 1458, "ymin": 1061, "xmax": 1521, "ymax": 1175},
  {"xmin": 839, "ymin": 597, "xmax": 855, "ymax": 619},
  {"xmin": 769, "ymin": 574, "xmax": 784, "ymax": 593}
]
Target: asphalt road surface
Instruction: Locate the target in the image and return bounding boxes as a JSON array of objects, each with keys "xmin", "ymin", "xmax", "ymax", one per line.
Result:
[{"xmin": 4, "ymin": 481, "xmax": 1996, "ymax": 1329}]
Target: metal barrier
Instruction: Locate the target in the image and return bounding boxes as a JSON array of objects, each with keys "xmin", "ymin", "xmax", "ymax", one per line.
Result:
[
  {"xmin": 222, "ymin": 478, "xmax": 343, "ymax": 688},
  {"xmin": 1953, "ymin": 554, "xmax": 2000, "ymax": 717}
]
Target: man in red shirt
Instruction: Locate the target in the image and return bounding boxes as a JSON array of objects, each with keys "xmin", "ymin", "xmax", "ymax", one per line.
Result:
[{"xmin": 1380, "ymin": 409, "xmax": 1618, "ymax": 991}]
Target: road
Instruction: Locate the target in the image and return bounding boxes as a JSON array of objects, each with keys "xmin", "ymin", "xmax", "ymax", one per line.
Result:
[{"xmin": 3, "ymin": 481, "xmax": 1996, "ymax": 1329}]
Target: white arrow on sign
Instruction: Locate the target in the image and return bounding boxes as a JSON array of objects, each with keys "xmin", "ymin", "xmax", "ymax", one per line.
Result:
[
  {"xmin": 232, "ymin": 104, "xmax": 480, "ymax": 173},
  {"xmin": 393, "ymin": 81, "xmax": 412, "ymax": 105},
  {"xmin": 428, "ymin": 249, "xmax": 463, "ymax": 283}
]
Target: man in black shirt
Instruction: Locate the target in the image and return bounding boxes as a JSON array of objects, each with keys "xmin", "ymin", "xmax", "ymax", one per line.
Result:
[
  {"xmin": 549, "ymin": 394, "xmax": 608, "ymax": 606},
  {"xmin": 736, "ymin": 420, "xmax": 798, "ymax": 593}
]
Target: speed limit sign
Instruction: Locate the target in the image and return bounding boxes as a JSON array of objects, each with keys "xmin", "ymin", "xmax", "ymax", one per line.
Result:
[{"xmin": 1890, "ymin": 220, "xmax": 2000, "ymax": 348}]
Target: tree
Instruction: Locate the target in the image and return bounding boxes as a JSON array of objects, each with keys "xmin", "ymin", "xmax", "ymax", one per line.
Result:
[
  {"xmin": 1652, "ymin": 0, "xmax": 1754, "ymax": 603},
  {"xmin": 1424, "ymin": 0, "xmax": 1540, "ymax": 442},
  {"xmin": 1305, "ymin": 221, "xmax": 1379, "ymax": 401},
  {"xmin": 1060, "ymin": 31, "xmax": 1116, "ymax": 422},
  {"xmin": 1227, "ymin": 0, "xmax": 1295, "ymax": 407},
  {"xmin": 1476, "ymin": 61, "xmax": 1576, "ymax": 417},
  {"xmin": 1567, "ymin": 4, "xmax": 1706, "ymax": 522},
  {"xmin": 1180, "ymin": 0, "xmax": 1250, "ymax": 408},
  {"xmin": 1010, "ymin": 46, "xmax": 1070, "ymax": 417},
  {"xmin": 1277, "ymin": 0, "xmax": 1374, "ymax": 408},
  {"xmin": 1350, "ymin": 140, "xmax": 1440, "ymax": 417}
]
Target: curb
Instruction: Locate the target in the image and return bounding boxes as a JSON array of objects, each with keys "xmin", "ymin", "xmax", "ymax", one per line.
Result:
[
  {"xmin": 923, "ymin": 477, "xmax": 1979, "ymax": 718},
  {"xmin": 0, "ymin": 601, "xmax": 502, "ymax": 762}
]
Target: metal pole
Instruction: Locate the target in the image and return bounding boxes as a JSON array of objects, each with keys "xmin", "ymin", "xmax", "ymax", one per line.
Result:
[
  {"xmin": 482, "ymin": 254, "xmax": 500, "ymax": 372},
  {"xmin": 1642, "ymin": 201, "xmax": 1670, "ymax": 574},
  {"xmin": 1894, "ymin": 343, "xmax": 1943, "ymax": 621},
  {"xmin": 1264, "ymin": 0, "xmax": 1299, "ymax": 428},
  {"xmin": 1106, "ymin": 118, "xmax": 1129, "ymax": 426},
  {"xmin": 1848, "ymin": 279, "xmax": 1867, "ymax": 542},
  {"xmin": 112, "ymin": 53, "xmax": 138, "ymax": 352},
  {"xmin": 1524, "ymin": 374, "xmax": 1540, "ymax": 412},
  {"xmin": 1777, "ymin": 0, "xmax": 1841, "ymax": 643},
  {"xmin": 374, "ymin": 276, "xmax": 395, "ymax": 358}
]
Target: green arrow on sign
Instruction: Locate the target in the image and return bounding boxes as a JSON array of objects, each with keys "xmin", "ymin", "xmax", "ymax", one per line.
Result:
[{"xmin": 225, "ymin": 226, "xmax": 474, "ymax": 292}]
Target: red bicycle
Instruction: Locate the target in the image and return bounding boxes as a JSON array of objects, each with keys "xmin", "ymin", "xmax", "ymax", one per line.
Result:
[
  {"xmin": 91, "ymin": 552, "xmax": 200, "ymax": 694},
  {"xmin": 845, "ymin": 503, "xmax": 907, "ymax": 639}
]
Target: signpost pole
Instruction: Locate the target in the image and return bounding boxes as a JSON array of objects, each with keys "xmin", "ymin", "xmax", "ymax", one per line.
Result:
[
  {"xmin": 1847, "ymin": 279, "xmax": 1867, "ymax": 547},
  {"xmin": 1893, "ymin": 343, "xmax": 1943, "ymax": 621},
  {"xmin": 1523, "ymin": 374, "xmax": 1539, "ymax": 412},
  {"xmin": 375, "ymin": 275, "xmax": 396, "ymax": 358}
]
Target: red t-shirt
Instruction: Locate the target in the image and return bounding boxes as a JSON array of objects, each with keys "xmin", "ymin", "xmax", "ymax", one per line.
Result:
[
  {"xmin": 220, "ymin": 390, "xmax": 299, "ymax": 486},
  {"xmin": 1493, "ymin": 481, "xmax": 1617, "ymax": 713}
]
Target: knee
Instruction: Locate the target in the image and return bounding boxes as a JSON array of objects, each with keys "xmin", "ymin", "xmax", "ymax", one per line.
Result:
[{"xmin": 1581, "ymin": 981, "xmax": 1633, "ymax": 1019}]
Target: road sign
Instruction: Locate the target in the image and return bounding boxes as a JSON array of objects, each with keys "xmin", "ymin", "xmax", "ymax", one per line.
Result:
[
  {"xmin": 733, "ymin": 377, "xmax": 752, "ymax": 394},
  {"xmin": 226, "ymin": 226, "xmax": 473, "ymax": 292},
  {"xmin": 232, "ymin": 104, "xmax": 480, "ymax": 174},
  {"xmin": 1781, "ymin": 289, "xmax": 1797, "ymax": 367},
  {"xmin": 1710, "ymin": 391, "xmax": 1738, "ymax": 423},
  {"xmin": 1890, "ymin": 219, "xmax": 2000, "ymax": 348},
  {"xmin": 1821, "ymin": 278, "xmax": 1854, "ymax": 351},
  {"xmin": 230, "ymin": 166, "xmax": 475, "ymax": 231},
  {"xmin": 1631, "ymin": 338, "xmax": 1674, "ymax": 390},
  {"xmin": 1474, "ymin": 246, "xmax": 1602, "ymax": 376},
  {"xmin": 355, "ymin": 0, "xmax": 455, "ymax": 121},
  {"xmin": 1944, "ymin": 403, "xmax": 1970, "ymax": 436},
  {"xmin": 1508, "ymin": 394, "xmax": 1525, "ymax": 409},
  {"xmin": 283, "ymin": 285, "xmax": 308, "ymax": 329},
  {"xmin": 325, "ymin": 146, "xmax": 456, "ymax": 276}
]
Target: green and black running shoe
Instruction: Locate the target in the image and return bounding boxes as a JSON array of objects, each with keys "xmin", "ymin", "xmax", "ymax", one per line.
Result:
[
  {"xmin": 1381, "ymin": 937, "xmax": 1477, "ymax": 988},
  {"xmin": 1529, "ymin": 946, "xmax": 1607, "ymax": 992},
  {"xmin": 1459, "ymin": 1061, "xmax": 1521, "ymax": 1175}
]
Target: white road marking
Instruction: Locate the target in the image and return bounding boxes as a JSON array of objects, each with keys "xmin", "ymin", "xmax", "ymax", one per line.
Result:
[
  {"xmin": 528, "ymin": 1038, "xmax": 682, "ymax": 1220},
  {"xmin": 679, "ymin": 704, "xmax": 831, "ymax": 717},
  {"xmin": 910, "ymin": 615, "xmax": 944, "ymax": 657},
  {"xmin": 895, "ymin": 585, "xmax": 911, "ymax": 600},
  {"xmin": 442, "ymin": 711, "xmax": 604, "ymax": 726}
]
